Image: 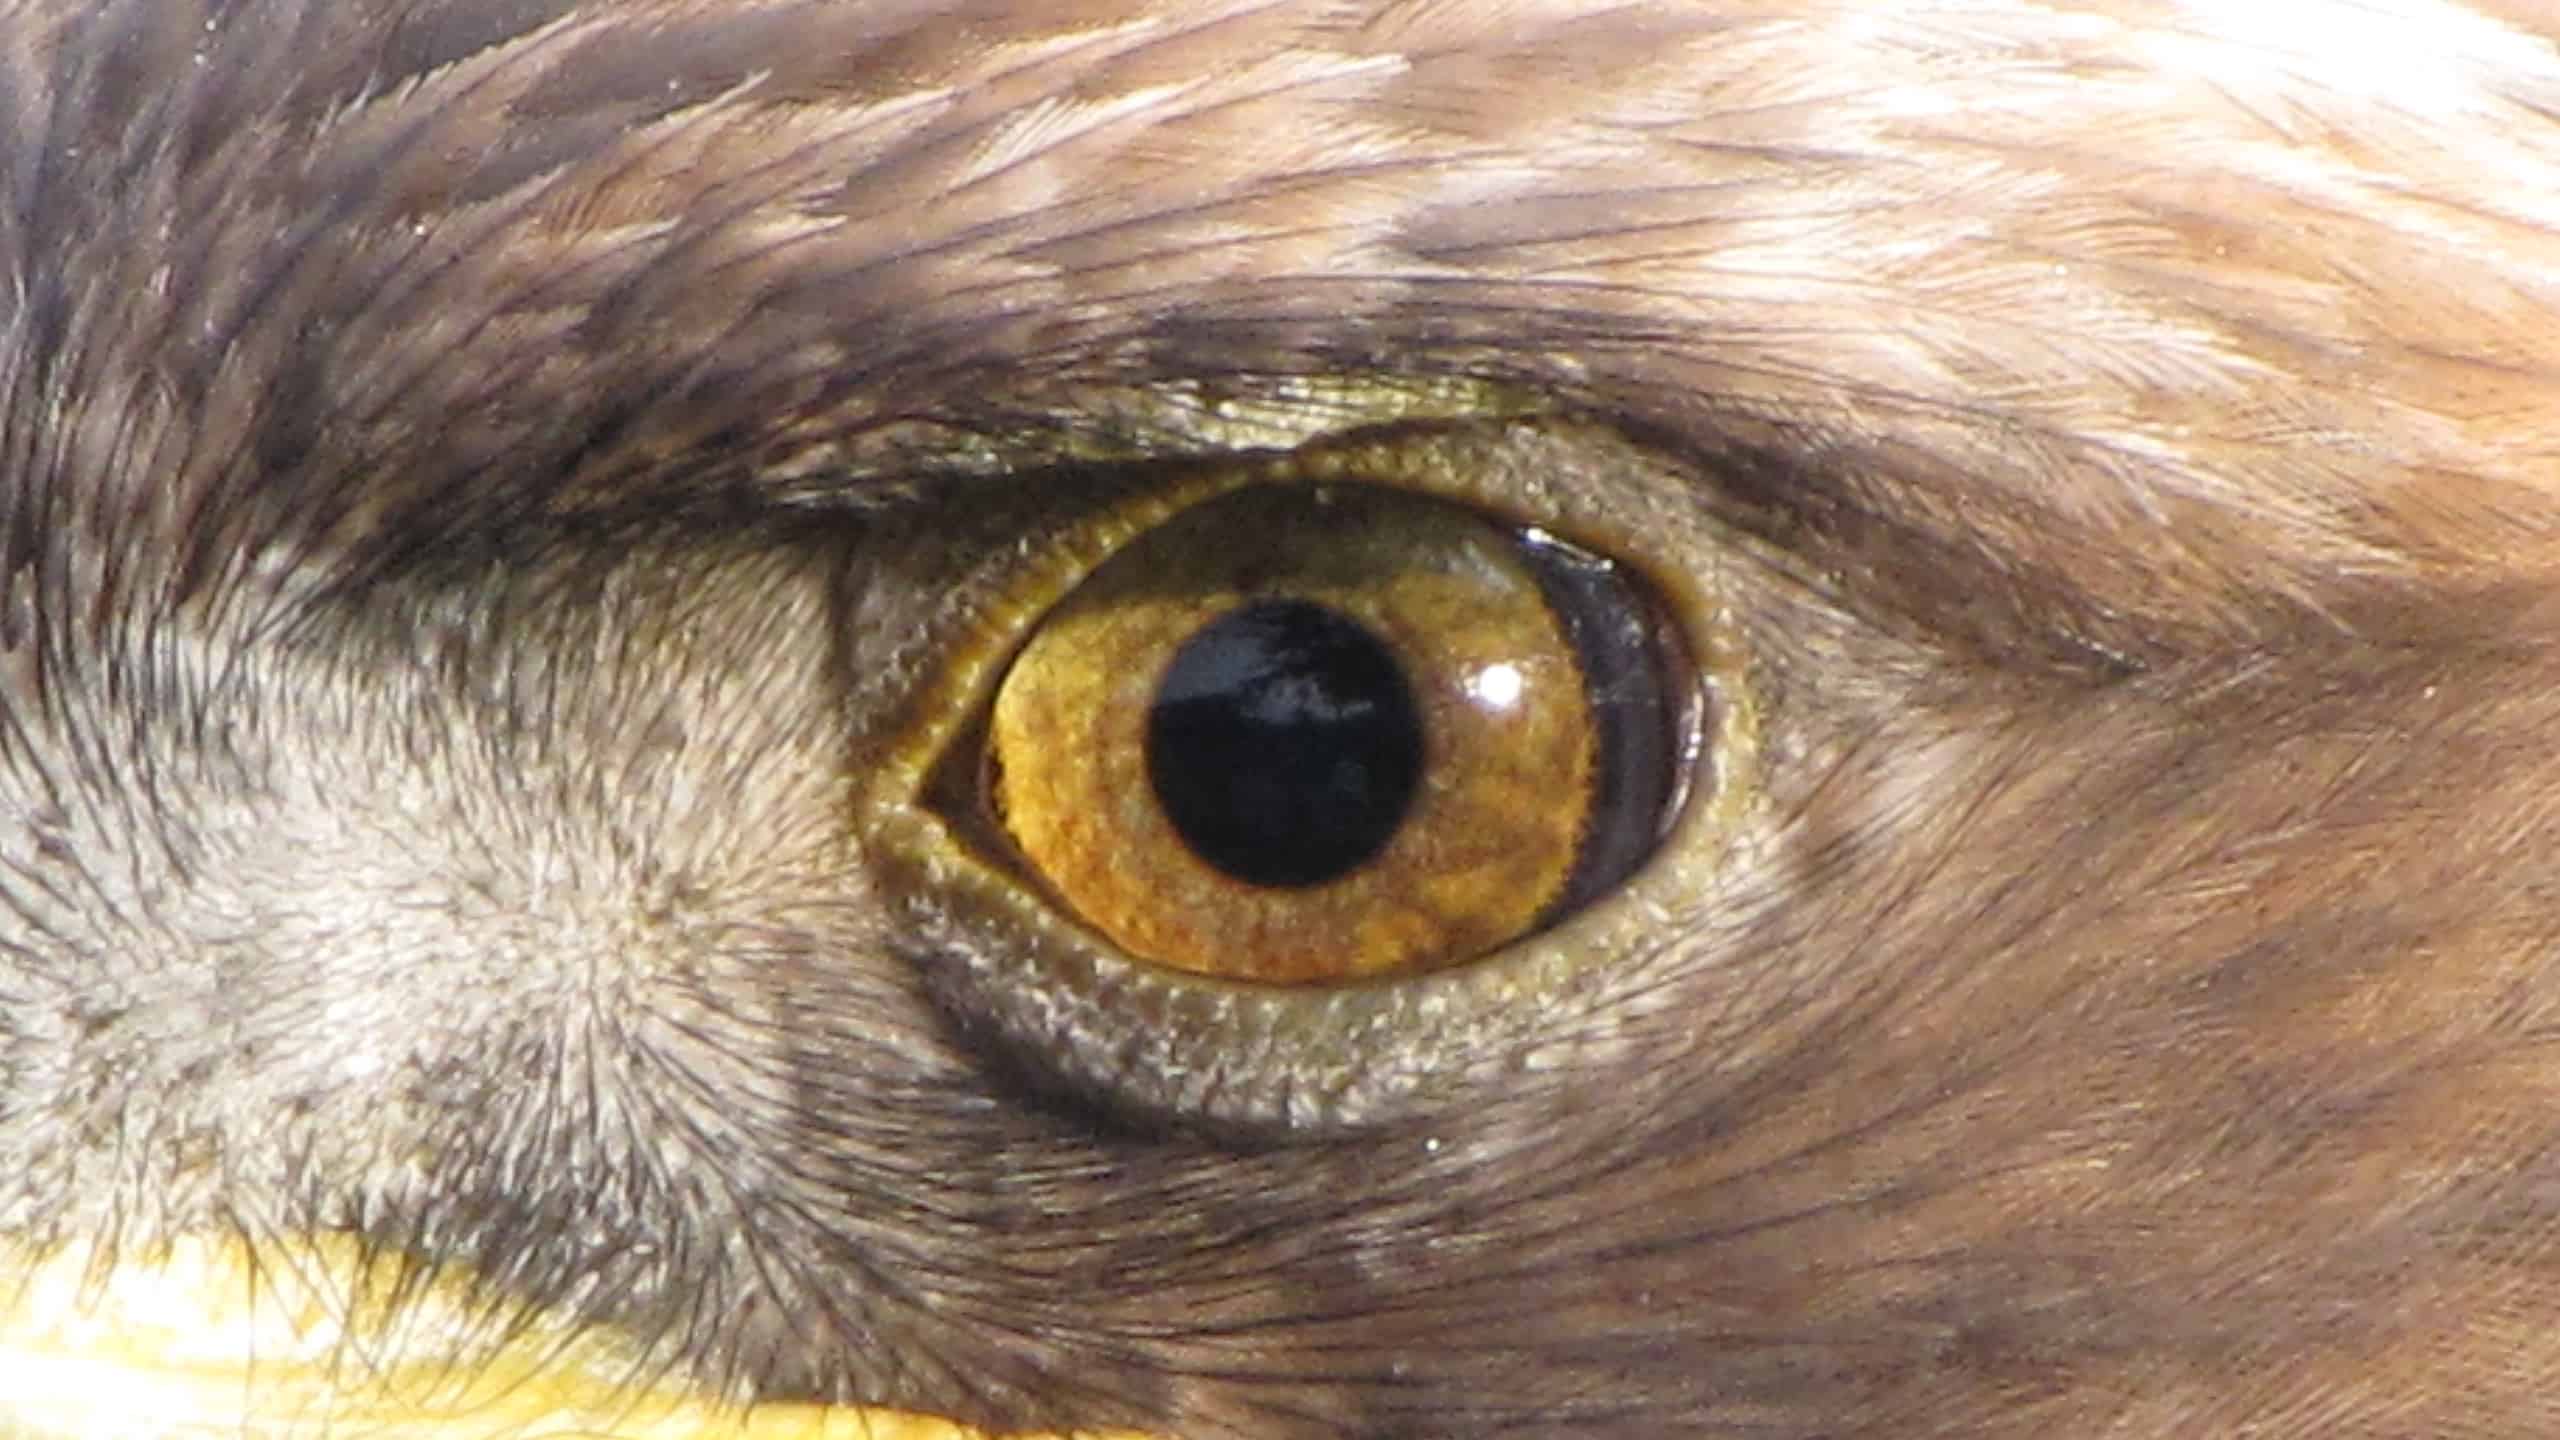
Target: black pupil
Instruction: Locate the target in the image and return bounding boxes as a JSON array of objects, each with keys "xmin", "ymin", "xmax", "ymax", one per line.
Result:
[{"xmin": 1146, "ymin": 599, "xmax": 1424, "ymax": 888}]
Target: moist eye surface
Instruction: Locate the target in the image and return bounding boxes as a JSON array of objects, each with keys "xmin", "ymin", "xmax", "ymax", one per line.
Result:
[{"xmin": 971, "ymin": 480, "xmax": 1684, "ymax": 985}]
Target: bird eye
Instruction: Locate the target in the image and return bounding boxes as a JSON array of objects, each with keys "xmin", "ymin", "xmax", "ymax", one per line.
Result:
[
  {"xmin": 965, "ymin": 481, "xmax": 1689, "ymax": 985},
  {"xmin": 862, "ymin": 418, "xmax": 1752, "ymax": 1134}
]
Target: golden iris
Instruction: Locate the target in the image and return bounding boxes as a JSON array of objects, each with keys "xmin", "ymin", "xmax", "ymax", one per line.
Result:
[{"xmin": 984, "ymin": 483, "xmax": 1597, "ymax": 984}]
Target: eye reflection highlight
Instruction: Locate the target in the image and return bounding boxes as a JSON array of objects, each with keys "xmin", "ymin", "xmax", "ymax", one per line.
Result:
[{"xmin": 1467, "ymin": 662, "xmax": 1526, "ymax": 712}]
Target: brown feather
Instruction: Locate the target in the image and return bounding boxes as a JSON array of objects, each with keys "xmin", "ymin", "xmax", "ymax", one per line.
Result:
[{"xmin": 10, "ymin": 1, "xmax": 2560, "ymax": 1435}]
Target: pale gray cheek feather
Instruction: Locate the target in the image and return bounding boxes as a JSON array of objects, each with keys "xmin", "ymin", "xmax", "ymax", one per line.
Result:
[{"xmin": 10, "ymin": 0, "xmax": 2560, "ymax": 1436}]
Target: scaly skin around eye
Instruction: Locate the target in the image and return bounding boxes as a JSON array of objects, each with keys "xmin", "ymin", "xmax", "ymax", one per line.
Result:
[{"xmin": 865, "ymin": 416, "xmax": 1757, "ymax": 1138}]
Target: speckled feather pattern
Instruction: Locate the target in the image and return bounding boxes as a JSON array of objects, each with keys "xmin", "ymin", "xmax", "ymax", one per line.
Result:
[
  {"xmin": 12, "ymin": 1, "xmax": 2560, "ymax": 1437},
  {"xmin": 16, "ymin": 1, "xmax": 2560, "ymax": 632}
]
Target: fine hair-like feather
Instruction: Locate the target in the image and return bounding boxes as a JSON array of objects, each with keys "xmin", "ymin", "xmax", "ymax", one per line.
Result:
[{"xmin": 9, "ymin": 1, "xmax": 2560, "ymax": 1436}]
